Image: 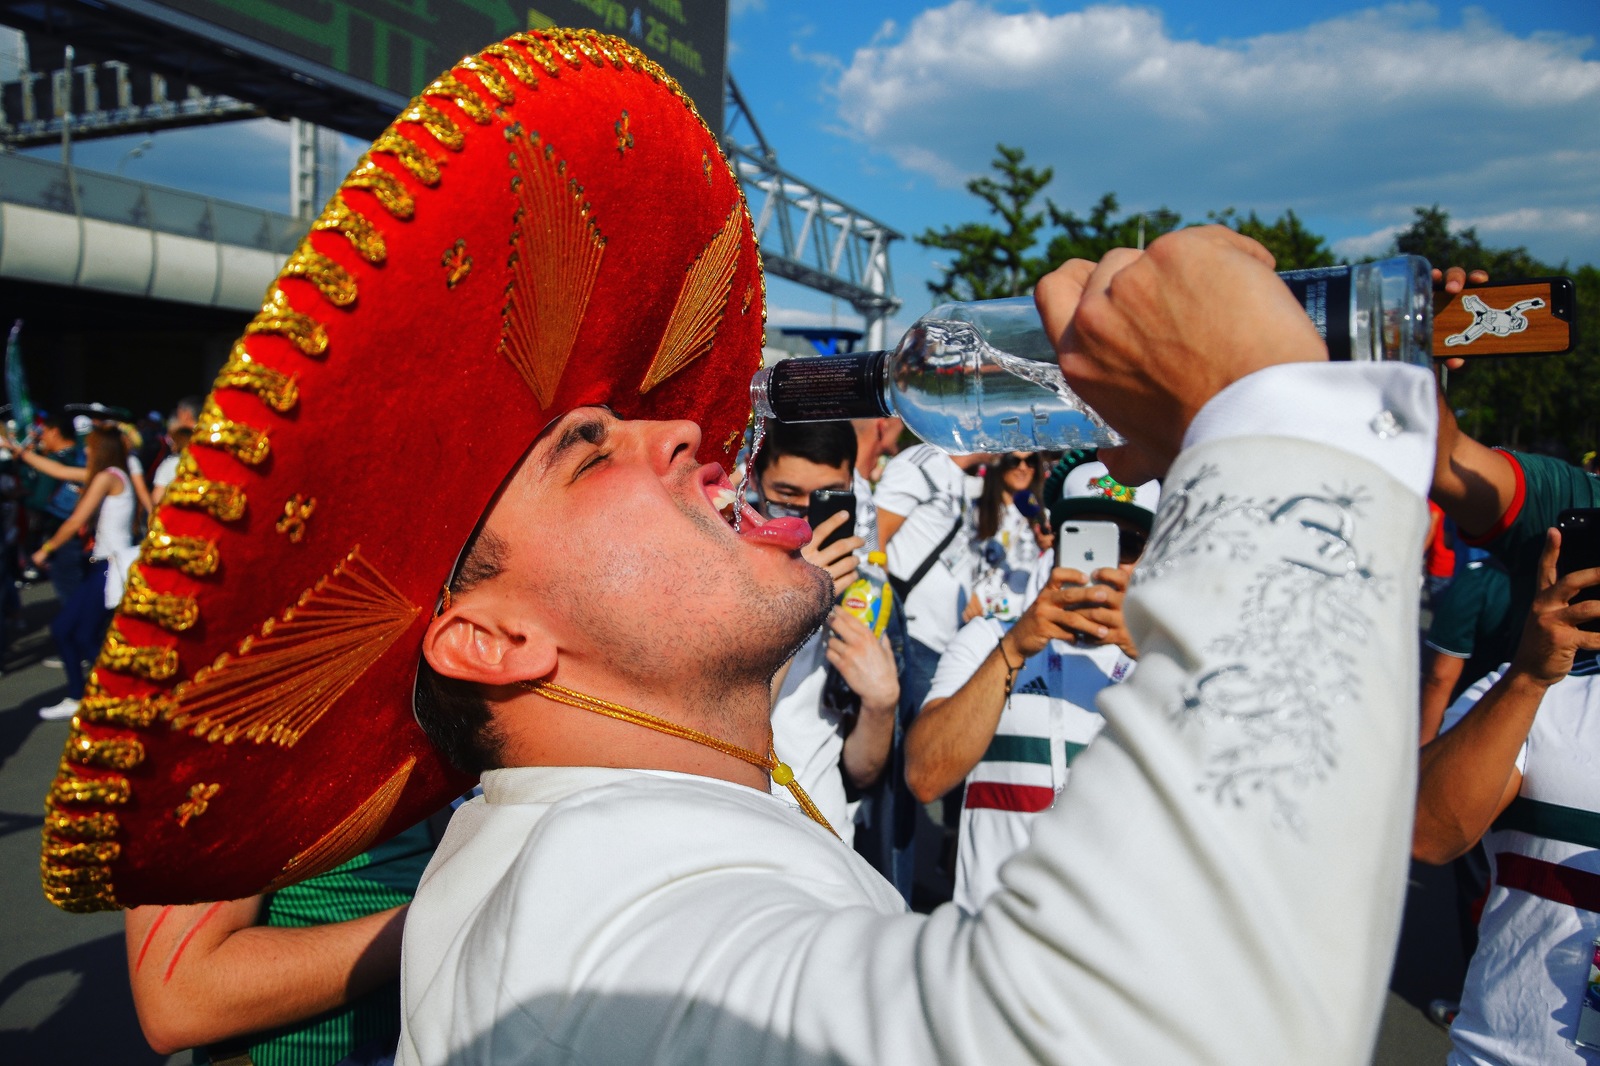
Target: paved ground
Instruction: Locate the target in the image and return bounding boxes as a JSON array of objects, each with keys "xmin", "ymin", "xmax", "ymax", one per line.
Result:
[{"xmin": 0, "ymin": 580, "xmax": 1454, "ymax": 1064}]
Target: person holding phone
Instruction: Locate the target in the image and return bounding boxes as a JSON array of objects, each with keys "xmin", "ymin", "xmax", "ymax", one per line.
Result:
[
  {"xmin": 905, "ymin": 460, "xmax": 1157, "ymax": 913},
  {"xmin": 1414, "ymin": 525, "xmax": 1600, "ymax": 1066},
  {"xmin": 755, "ymin": 419, "xmax": 899, "ymax": 847}
]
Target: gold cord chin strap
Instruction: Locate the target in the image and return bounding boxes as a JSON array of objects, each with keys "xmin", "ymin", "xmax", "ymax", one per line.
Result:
[{"xmin": 520, "ymin": 679, "xmax": 838, "ymax": 838}]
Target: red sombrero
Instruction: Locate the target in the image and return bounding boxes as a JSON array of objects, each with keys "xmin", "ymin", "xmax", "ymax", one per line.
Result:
[{"xmin": 41, "ymin": 29, "xmax": 765, "ymax": 911}]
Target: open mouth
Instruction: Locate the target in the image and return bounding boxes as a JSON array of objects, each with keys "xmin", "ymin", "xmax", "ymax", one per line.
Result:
[{"xmin": 701, "ymin": 464, "xmax": 811, "ymax": 551}]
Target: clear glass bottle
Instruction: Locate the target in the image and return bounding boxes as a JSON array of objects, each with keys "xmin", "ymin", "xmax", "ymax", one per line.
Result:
[{"xmin": 751, "ymin": 256, "xmax": 1434, "ymax": 455}]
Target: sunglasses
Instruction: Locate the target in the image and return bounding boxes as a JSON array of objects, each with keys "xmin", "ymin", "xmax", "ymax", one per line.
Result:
[{"xmin": 999, "ymin": 454, "xmax": 1038, "ymax": 469}]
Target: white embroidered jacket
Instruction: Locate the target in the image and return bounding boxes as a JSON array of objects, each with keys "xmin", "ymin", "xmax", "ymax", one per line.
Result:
[{"xmin": 398, "ymin": 362, "xmax": 1436, "ymax": 1066}]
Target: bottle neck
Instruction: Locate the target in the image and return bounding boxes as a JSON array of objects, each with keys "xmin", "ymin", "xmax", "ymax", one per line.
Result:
[{"xmin": 751, "ymin": 351, "xmax": 893, "ymax": 424}]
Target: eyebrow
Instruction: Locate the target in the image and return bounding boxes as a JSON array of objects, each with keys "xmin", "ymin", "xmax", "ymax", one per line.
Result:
[{"xmin": 539, "ymin": 408, "xmax": 614, "ymax": 475}]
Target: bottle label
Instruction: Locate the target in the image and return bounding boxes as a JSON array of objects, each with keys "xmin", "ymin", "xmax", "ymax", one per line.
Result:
[
  {"xmin": 1576, "ymin": 936, "xmax": 1600, "ymax": 1050},
  {"xmin": 1279, "ymin": 269, "xmax": 1353, "ymax": 361},
  {"xmin": 767, "ymin": 355, "xmax": 887, "ymax": 422}
]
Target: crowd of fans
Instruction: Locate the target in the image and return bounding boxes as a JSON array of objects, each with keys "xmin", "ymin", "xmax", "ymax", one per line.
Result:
[{"xmin": 11, "ymin": 369, "xmax": 1600, "ymax": 1066}]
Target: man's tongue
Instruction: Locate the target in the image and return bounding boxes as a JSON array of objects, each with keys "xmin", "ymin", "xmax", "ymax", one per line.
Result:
[{"xmin": 738, "ymin": 501, "xmax": 810, "ymax": 551}]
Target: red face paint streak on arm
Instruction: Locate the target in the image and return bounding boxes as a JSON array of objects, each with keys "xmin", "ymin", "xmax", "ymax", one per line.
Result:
[
  {"xmin": 164, "ymin": 901, "xmax": 226, "ymax": 983},
  {"xmin": 134, "ymin": 905, "xmax": 174, "ymax": 972}
]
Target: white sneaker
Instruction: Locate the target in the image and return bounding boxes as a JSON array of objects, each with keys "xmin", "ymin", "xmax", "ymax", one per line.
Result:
[
  {"xmin": 38, "ymin": 697, "xmax": 80, "ymax": 721},
  {"xmin": 42, "ymin": 656, "xmax": 64, "ymax": 669}
]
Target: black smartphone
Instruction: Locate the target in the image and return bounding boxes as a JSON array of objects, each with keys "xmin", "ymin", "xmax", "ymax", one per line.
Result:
[
  {"xmin": 808, "ymin": 489, "xmax": 856, "ymax": 551},
  {"xmin": 1556, "ymin": 508, "xmax": 1600, "ymax": 631}
]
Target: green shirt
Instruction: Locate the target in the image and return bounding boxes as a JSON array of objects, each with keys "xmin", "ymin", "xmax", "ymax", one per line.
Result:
[
  {"xmin": 197, "ymin": 820, "xmax": 436, "ymax": 1066},
  {"xmin": 1466, "ymin": 450, "xmax": 1600, "ymax": 646},
  {"xmin": 1424, "ymin": 558, "xmax": 1514, "ymax": 698}
]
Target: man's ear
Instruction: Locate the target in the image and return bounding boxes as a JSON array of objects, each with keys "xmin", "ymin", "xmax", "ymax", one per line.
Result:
[{"xmin": 422, "ymin": 600, "xmax": 557, "ymax": 686}]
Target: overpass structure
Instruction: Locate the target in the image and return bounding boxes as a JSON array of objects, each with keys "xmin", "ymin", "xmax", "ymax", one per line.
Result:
[{"xmin": 0, "ymin": 151, "xmax": 299, "ymax": 311}]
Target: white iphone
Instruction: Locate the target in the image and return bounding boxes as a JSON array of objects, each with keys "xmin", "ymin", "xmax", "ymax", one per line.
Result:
[{"xmin": 1054, "ymin": 520, "xmax": 1120, "ymax": 579}]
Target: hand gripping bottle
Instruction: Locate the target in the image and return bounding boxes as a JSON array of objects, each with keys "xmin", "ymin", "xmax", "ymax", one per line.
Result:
[{"xmin": 824, "ymin": 552, "xmax": 893, "ymax": 713}]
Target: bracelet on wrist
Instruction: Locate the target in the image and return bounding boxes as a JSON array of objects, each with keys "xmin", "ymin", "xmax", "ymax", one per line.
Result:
[{"xmin": 996, "ymin": 636, "xmax": 1022, "ymax": 698}]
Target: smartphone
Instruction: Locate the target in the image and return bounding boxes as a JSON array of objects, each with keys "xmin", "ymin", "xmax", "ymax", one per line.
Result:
[
  {"xmin": 1557, "ymin": 508, "xmax": 1600, "ymax": 631},
  {"xmin": 1055, "ymin": 520, "xmax": 1119, "ymax": 579},
  {"xmin": 808, "ymin": 489, "xmax": 856, "ymax": 552},
  {"xmin": 1433, "ymin": 277, "xmax": 1578, "ymax": 358}
]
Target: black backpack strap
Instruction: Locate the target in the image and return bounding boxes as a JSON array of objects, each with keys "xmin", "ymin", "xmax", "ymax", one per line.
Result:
[{"xmin": 888, "ymin": 514, "xmax": 963, "ymax": 601}]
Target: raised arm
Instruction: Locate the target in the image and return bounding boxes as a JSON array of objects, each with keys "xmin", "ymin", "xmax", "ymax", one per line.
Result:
[
  {"xmin": 18, "ymin": 448, "xmax": 88, "ymax": 483},
  {"xmin": 125, "ymin": 896, "xmax": 407, "ymax": 1055},
  {"xmin": 1415, "ymin": 531, "xmax": 1600, "ymax": 863}
]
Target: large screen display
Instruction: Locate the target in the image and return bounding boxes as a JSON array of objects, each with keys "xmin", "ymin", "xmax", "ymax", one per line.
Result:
[{"xmin": 154, "ymin": 0, "xmax": 727, "ymax": 130}]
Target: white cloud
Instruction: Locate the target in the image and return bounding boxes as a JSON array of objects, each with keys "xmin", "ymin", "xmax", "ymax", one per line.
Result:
[
  {"xmin": 731, "ymin": 0, "xmax": 766, "ymax": 15},
  {"xmin": 831, "ymin": 1, "xmax": 1600, "ymax": 264}
]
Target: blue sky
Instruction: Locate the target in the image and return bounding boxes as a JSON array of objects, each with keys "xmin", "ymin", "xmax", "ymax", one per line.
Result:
[{"xmin": 18, "ymin": 1, "xmax": 1598, "ymax": 340}]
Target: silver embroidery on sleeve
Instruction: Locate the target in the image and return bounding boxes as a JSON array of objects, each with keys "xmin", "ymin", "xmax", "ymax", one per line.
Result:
[{"xmin": 1136, "ymin": 465, "xmax": 1389, "ymax": 833}]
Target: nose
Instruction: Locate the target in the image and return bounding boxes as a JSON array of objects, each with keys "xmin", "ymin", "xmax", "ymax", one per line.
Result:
[{"xmin": 640, "ymin": 418, "xmax": 700, "ymax": 474}]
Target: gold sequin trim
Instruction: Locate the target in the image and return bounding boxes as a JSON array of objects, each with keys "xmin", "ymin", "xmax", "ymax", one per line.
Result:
[
  {"xmin": 216, "ymin": 341, "xmax": 299, "ymax": 413},
  {"xmin": 500, "ymin": 127, "xmax": 606, "ymax": 407},
  {"xmin": 50, "ymin": 774, "xmax": 132, "ymax": 805},
  {"xmin": 276, "ymin": 495, "xmax": 317, "ymax": 543},
  {"xmin": 192, "ymin": 397, "xmax": 270, "ymax": 466},
  {"xmin": 266, "ymin": 757, "xmax": 416, "ymax": 890},
  {"xmin": 170, "ymin": 548, "xmax": 420, "ymax": 748},
  {"xmin": 175, "ymin": 782, "xmax": 221, "ymax": 828},
  {"xmin": 641, "ymin": 206, "xmax": 743, "ymax": 393},
  {"xmin": 342, "ymin": 157, "xmax": 416, "ymax": 221},
  {"xmin": 509, "ymin": 33, "xmax": 563, "ymax": 76},
  {"xmin": 163, "ymin": 453, "xmax": 246, "ymax": 523},
  {"xmin": 371, "ymin": 128, "xmax": 445, "ymax": 187},
  {"xmin": 42, "ymin": 839, "xmax": 121, "ymax": 864},
  {"xmin": 100, "ymin": 627, "xmax": 178, "ymax": 682},
  {"xmin": 423, "ymin": 72, "xmax": 492, "ymax": 125},
  {"xmin": 457, "ymin": 54, "xmax": 515, "ymax": 103},
  {"xmin": 246, "ymin": 286, "xmax": 329, "ymax": 358},
  {"xmin": 44, "ymin": 807, "xmax": 119, "ymax": 840},
  {"xmin": 41, "ymin": 873, "xmax": 116, "ymax": 913},
  {"xmin": 312, "ymin": 194, "xmax": 386, "ymax": 266},
  {"xmin": 480, "ymin": 42, "xmax": 541, "ymax": 89},
  {"xmin": 398, "ymin": 100, "xmax": 464, "ymax": 152},
  {"xmin": 66, "ymin": 730, "xmax": 146, "ymax": 771},
  {"xmin": 281, "ymin": 240, "xmax": 357, "ymax": 308},
  {"xmin": 77, "ymin": 691, "xmax": 176, "ymax": 729},
  {"xmin": 117, "ymin": 567, "xmax": 199, "ymax": 633},
  {"xmin": 140, "ymin": 516, "xmax": 219, "ymax": 578}
]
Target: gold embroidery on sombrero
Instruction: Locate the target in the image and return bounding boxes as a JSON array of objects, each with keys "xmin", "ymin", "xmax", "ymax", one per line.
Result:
[
  {"xmin": 66, "ymin": 728, "xmax": 146, "ymax": 771},
  {"xmin": 42, "ymin": 839, "xmax": 120, "ymax": 864},
  {"xmin": 164, "ymin": 453, "xmax": 245, "ymax": 522},
  {"xmin": 342, "ymin": 156, "xmax": 416, "ymax": 221},
  {"xmin": 50, "ymin": 773, "xmax": 131, "ymax": 805},
  {"xmin": 215, "ymin": 341, "xmax": 300, "ymax": 413},
  {"xmin": 247, "ymin": 286, "xmax": 329, "ymax": 357},
  {"xmin": 509, "ymin": 32, "xmax": 562, "ymax": 76},
  {"xmin": 423, "ymin": 71, "xmax": 493, "ymax": 125},
  {"xmin": 140, "ymin": 516, "xmax": 219, "ymax": 577},
  {"xmin": 499, "ymin": 127, "xmax": 606, "ymax": 408},
  {"xmin": 398, "ymin": 100, "xmax": 465, "ymax": 152},
  {"xmin": 441, "ymin": 239, "xmax": 472, "ymax": 288},
  {"xmin": 276, "ymin": 495, "xmax": 317, "ymax": 543},
  {"xmin": 313, "ymin": 194, "xmax": 387, "ymax": 266},
  {"xmin": 168, "ymin": 548, "xmax": 420, "ymax": 748},
  {"xmin": 192, "ymin": 397, "xmax": 270, "ymax": 466},
  {"xmin": 40, "ymin": 860, "xmax": 114, "ymax": 912},
  {"xmin": 174, "ymin": 783, "xmax": 221, "ymax": 828},
  {"xmin": 615, "ymin": 110, "xmax": 634, "ymax": 154},
  {"xmin": 44, "ymin": 807, "xmax": 119, "ymax": 840},
  {"xmin": 640, "ymin": 206, "xmax": 742, "ymax": 394},
  {"xmin": 76, "ymin": 690, "xmax": 176, "ymax": 728},
  {"xmin": 100, "ymin": 626, "xmax": 178, "ymax": 682},
  {"xmin": 117, "ymin": 568, "xmax": 198, "ymax": 633},
  {"xmin": 370, "ymin": 128, "xmax": 446, "ymax": 187},
  {"xmin": 479, "ymin": 43, "xmax": 541, "ymax": 89},
  {"xmin": 281, "ymin": 240, "xmax": 357, "ymax": 308},
  {"xmin": 265, "ymin": 757, "xmax": 417, "ymax": 891},
  {"xmin": 457, "ymin": 54, "xmax": 516, "ymax": 104}
]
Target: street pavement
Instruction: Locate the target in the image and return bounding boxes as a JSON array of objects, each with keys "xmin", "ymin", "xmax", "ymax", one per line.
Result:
[{"xmin": 0, "ymin": 579, "xmax": 1453, "ymax": 1064}]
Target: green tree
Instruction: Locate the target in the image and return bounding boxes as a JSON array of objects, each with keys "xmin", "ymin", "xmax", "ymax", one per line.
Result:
[
  {"xmin": 1045, "ymin": 193, "xmax": 1182, "ymax": 264},
  {"xmin": 917, "ymin": 144, "xmax": 1053, "ymax": 302},
  {"xmin": 1209, "ymin": 207, "xmax": 1336, "ymax": 270}
]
